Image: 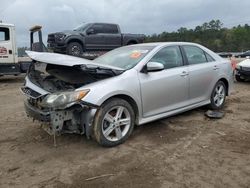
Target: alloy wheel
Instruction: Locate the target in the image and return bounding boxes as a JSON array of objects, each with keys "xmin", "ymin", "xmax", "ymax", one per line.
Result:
[
  {"xmin": 71, "ymin": 45, "xmax": 81, "ymax": 56},
  {"xmin": 213, "ymin": 84, "xmax": 225, "ymax": 107},
  {"xmin": 102, "ymin": 106, "xmax": 131, "ymax": 142}
]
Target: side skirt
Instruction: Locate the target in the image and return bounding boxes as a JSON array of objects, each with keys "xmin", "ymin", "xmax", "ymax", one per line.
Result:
[{"xmin": 138, "ymin": 100, "xmax": 210, "ymax": 125}]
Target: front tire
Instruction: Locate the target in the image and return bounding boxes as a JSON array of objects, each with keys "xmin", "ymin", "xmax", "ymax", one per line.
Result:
[
  {"xmin": 66, "ymin": 42, "xmax": 83, "ymax": 57},
  {"xmin": 209, "ymin": 81, "xmax": 226, "ymax": 110},
  {"xmin": 92, "ymin": 98, "xmax": 135, "ymax": 147}
]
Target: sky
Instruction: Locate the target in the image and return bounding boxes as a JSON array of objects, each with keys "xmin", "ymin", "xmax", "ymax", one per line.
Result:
[{"xmin": 1, "ymin": 0, "xmax": 250, "ymax": 47}]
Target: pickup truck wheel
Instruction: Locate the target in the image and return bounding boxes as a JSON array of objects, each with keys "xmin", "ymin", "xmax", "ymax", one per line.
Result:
[
  {"xmin": 209, "ymin": 81, "xmax": 226, "ymax": 110},
  {"xmin": 66, "ymin": 42, "xmax": 83, "ymax": 57},
  {"xmin": 92, "ymin": 98, "xmax": 135, "ymax": 147}
]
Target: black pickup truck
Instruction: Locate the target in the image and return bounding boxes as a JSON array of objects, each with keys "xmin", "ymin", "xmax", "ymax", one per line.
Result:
[{"xmin": 47, "ymin": 23, "xmax": 145, "ymax": 56}]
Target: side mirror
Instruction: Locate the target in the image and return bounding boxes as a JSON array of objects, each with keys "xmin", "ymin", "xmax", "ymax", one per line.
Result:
[
  {"xmin": 147, "ymin": 62, "xmax": 164, "ymax": 72},
  {"xmin": 87, "ymin": 28, "xmax": 95, "ymax": 35}
]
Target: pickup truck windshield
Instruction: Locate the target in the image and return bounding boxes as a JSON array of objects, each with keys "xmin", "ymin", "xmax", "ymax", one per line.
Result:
[
  {"xmin": 94, "ymin": 46, "xmax": 155, "ymax": 70},
  {"xmin": 73, "ymin": 23, "xmax": 91, "ymax": 31}
]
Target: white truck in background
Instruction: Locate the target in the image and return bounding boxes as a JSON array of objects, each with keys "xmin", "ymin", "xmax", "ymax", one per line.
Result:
[{"xmin": 0, "ymin": 22, "xmax": 37, "ymax": 76}]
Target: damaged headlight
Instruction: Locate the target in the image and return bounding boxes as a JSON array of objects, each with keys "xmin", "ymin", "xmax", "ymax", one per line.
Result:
[
  {"xmin": 41, "ymin": 90, "xmax": 89, "ymax": 109},
  {"xmin": 55, "ymin": 34, "xmax": 66, "ymax": 41}
]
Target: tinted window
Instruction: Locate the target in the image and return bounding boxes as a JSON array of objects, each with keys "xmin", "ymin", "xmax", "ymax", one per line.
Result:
[
  {"xmin": 73, "ymin": 23, "xmax": 91, "ymax": 31},
  {"xmin": 183, "ymin": 46, "xmax": 207, "ymax": 65},
  {"xmin": 149, "ymin": 46, "xmax": 183, "ymax": 69},
  {"xmin": 205, "ymin": 52, "xmax": 215, "ymax": 62},
  {"xmin": 91, "ymin": 24, "xmax": 104, "ymax": 34},
  {"xmin": 0, "ymin": 27, "xmax": 10, "ymax": 41},
  {"xmin": 103, "ymin": 24, "xmax": 119, "ymax": 34}
]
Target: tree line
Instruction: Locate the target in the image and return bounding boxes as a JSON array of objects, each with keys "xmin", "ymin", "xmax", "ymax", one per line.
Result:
[
  {"xmin": 18, "ymin": 20, "xmax": 250, "ymax": 56},
  {"xmin": 145, "ymin": 20, "xmax": 250, "ymax": 52}
]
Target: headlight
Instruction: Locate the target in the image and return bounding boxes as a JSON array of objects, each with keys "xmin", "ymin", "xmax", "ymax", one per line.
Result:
[
  {"xmin": 236, "ymin": 64, "xmax": 241, "ymax": 70},
  {"xmin": 55, "ymin": 34, "xmax": 66, "ymax": 41},
  {"xmin": 41, "ymin": 90, "xmax": 89, "ymax": 109}
]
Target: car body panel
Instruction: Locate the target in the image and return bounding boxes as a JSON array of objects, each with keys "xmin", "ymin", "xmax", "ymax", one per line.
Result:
[
  {"xmin": 138, "ymin": 66, "xmax": 189, "ymax": 117},
  {"xmin": 22, "ymin": 42, "xmax": 233, "ymax": 137},
  {"xmin": 238, "ymin": 59, "xmax": 250, "ymax": 68},
  {"xmin": 235, "ymin": 58, "xmax": 250, "ymax": 79}
]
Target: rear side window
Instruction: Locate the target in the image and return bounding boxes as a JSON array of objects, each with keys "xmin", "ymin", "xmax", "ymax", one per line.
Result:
[
  {"xmin": 0, "ymin": 27, "xmax": 10, "ymax": 41},
  {"xmin": 205, "ymin": 52, "xmax": 215, "ymax": 62},
  {"xmin": 149, "ymin": 46, "xmax": 183, "ymax": 69},
  {"xmin": 103, "ymin": 24, "xmax": 119, "ymax": 34},
  {"xmin": 183, "ymin": 46, "xmax": 207, "ymax": 65}
]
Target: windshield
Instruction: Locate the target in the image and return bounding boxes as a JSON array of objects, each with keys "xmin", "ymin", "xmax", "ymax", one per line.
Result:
[
  {"xmin": 94, "ymin": 46, "xmax": 155, "ymax": 70},
  {"xmin": 73, "ymin": 23, "xmax": 91, "ymax": 31}
]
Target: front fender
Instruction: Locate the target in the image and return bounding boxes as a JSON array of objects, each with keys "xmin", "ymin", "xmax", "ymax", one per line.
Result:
[{"xmin": 77, "ymin": 69, "xmax": 143, "ymax": 118}]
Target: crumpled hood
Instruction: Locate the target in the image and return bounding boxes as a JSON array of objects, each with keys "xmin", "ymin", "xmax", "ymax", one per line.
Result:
[
  {"xmin": 25, "ymin": 51, "xmax": 124, "ymax": 70},
  {"xmin": 238, "ymin": 59, "xmax": 250, "ymax": 68}
]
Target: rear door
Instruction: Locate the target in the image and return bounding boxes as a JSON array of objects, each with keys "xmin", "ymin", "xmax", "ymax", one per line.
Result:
[
  {"xmin": 181, "ymin": 45, "xmax": 219, "ymax": 104},
  {"xmin": 139, "ymin": 45, "xmax": 189, "ymax": 117},
  {"xmin": 102, "ymin": 24, "xmax": 122, "ymax": 50},
  {"xmin": 0, "ymin": 26, "xmax": 15, "ymax": 63}
]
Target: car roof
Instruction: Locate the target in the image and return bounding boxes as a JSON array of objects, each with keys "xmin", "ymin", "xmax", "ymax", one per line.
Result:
[{"xmin": 132, "ymin": 42, "xmax": 203, "ymax": 47}]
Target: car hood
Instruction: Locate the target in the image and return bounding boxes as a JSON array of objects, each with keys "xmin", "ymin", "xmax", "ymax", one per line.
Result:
[
  {"xmin": 50, "ymin": 30, "xmax": 82, "ymax": 36},
  {"xmin": 238, "ymin": 59, "xmax": 250, "ymax": 68},
  {"xmin": 25, "ymin": 51, "xmax": 124, "ymax": 71}
]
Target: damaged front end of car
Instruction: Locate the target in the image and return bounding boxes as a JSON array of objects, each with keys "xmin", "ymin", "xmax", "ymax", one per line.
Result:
[
  {"xmin": 21, "ymin": 51, "xmax": 123, "ymax": 138},
  {"xmin": 22, "ymin": 88, "xmax": 97, "ymax": 138}
]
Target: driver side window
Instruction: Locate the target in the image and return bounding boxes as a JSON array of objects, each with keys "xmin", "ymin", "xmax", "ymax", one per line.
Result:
[
  {"xmin": 149, "ymin": 46, "xmax": 183, "ymax": 69},
  {"xmin": 89, "ymin": 24, "xmax": 103, "ymax": 34}
]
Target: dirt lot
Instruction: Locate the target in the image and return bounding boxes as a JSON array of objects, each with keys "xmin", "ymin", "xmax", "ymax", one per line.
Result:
[{"xmin": 0, "ymin": 75, "xmax": 250, "ymax": 188}]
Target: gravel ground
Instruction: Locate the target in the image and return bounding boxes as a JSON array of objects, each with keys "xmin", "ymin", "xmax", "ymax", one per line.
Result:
[{"xmin": 0, "ymin": 75, "xmax": 250, "ymax": 188}]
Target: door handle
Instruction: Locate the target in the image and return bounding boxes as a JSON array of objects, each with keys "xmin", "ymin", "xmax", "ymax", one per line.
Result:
[
  {"xmin": 213, "ymin": 65, "xmax": 219, "ymax": 70},
  {"xmin": 180, "ymin": 71, "xmax": 189, "ymax": 76}
]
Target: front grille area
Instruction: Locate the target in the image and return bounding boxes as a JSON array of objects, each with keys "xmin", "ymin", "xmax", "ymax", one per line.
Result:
[
  {"xmin": 47, "ymin": 34, "xmax": 55, "ymax": 43},
  {"xmin": 21, "ymin": 87, "xmax": 42, "ymax": 99}
]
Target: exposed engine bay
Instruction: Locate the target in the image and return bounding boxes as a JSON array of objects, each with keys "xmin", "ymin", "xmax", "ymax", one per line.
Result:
[
  {"xmin": 28, "ymin": 61, "xmax": 123, "ymax": 93},
  {"xmin": 22, "ymin": 60, "xmax": 124, "ymax": 138}
]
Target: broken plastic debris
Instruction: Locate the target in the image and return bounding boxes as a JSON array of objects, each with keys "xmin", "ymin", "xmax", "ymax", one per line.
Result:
[{"xmin": 205, "ymin": 110, "xmax": 224, "ymax": 119}]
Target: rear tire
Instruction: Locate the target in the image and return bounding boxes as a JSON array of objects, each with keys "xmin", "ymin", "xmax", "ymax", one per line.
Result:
[
  {"xmin": 66, "ymin": 42, "xmax": 83, "ymax": 57},
  {"xmin": 92, "ymin": 98, "xmax": 135, "ymax": 147},
  {"xmin": 235, "ymin": 75, "xmax": 245, "ymax": 82},
  {"xmin": 209, "ymin": 81, "xmax": 226, "ymax": 110}
]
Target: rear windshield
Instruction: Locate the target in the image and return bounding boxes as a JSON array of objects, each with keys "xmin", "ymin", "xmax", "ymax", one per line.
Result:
[{"xmin": 94, "ymin": 46, "xmax": 155, "ymax": 70}]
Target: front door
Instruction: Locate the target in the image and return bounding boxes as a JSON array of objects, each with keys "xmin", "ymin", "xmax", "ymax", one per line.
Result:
[
  {"xmin": 85, "ymin": 24, "xmax": 105, "ymax": 50},
  {"xmin": 0, "ymin": 26, "xmax": 15, "ymax": 63},
  {"xmin": 139, "ymin": 46, "xmax": 189, "ymax": 117}
]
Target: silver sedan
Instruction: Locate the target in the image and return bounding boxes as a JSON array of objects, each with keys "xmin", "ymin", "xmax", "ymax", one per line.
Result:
[{"xmin": 22, "ymin": 42, "xmax": 233, "ymax": 147}]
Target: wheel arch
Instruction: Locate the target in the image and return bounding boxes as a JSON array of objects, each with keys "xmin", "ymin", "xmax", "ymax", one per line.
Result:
[
  {"xmin": 127, "ymin": 40, "xmax": 138, "ymax": 45},
  {"xmin": 67, "ymin": 38, "xmax": 85, "ymax": 49},
  {"xmin": 101, "ymin": 94, "xmax": 140, "ymax": 125},
  {"xmin": 218, "ymin": 77, "xmax": 229, "ymax": 96}
]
